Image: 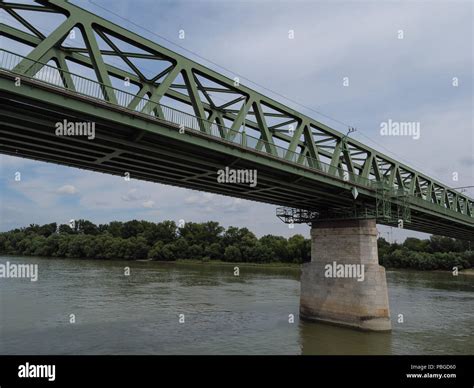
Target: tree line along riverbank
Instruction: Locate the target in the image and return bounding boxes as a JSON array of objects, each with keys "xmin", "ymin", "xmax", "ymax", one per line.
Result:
[{"xmin": 0, "ymin": 220, "xmax": 472, "ymax": 271}]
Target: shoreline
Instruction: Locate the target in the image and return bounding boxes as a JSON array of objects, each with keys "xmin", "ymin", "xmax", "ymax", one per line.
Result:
[
  {"xmin": 173, "ymin": 259, "xmax": 301, "ymax": 269},
  {"xmin": 173, "ymin": 260, "xmax": 474, "ymax": 275},
  {"xmin": 385, "ymin": 267, "xmax": 474, "ymax": 276},
  {"xmin": 1, "ymin": 253, "xmax": 473, "ymax": 274}
]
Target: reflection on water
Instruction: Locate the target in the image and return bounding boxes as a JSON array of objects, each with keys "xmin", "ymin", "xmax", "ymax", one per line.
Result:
[
  {"xmin": 300, "ymin": 322, "xmax": 393, "ymax": 355},
  {"xmin": 0, "ymin": 256, "xmax": 472, "ymax": 355}
]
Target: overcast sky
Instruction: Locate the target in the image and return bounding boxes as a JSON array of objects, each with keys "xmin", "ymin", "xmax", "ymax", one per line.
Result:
[{"xmin": 1, "ymin": 0, "xmax": 472, "ymax": 241}]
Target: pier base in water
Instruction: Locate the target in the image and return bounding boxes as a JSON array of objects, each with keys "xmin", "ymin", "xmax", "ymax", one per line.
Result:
[{"xmin": 300, "ymin": 219, "xmax": 392, "ymax": 332}]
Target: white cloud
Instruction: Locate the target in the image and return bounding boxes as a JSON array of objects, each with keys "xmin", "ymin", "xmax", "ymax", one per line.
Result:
[
  {"xmin": 185, "ymin": 192, "xmax": 215, "ymax": 205},
  {"xmin": 142, "ymin": 200, "xmax": 155, "ymax": 208},
  {"xmin": 56, "ymin": 185, "xmax": 78, "ymax": 195},
  {"xmin": 121, "ymin": 188, "xmax": 147, "ymax": 202}
]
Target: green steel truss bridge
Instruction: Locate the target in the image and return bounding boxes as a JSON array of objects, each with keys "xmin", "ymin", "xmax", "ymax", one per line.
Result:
[{"xmin": 0, "ymin": 0, "xmax": 473, "ymax": 240}]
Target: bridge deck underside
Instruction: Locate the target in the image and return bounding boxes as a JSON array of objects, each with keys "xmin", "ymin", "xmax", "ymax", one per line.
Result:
[{"xmin": 0, "ymin": 87, "xmax": 473, "ymax": 241}]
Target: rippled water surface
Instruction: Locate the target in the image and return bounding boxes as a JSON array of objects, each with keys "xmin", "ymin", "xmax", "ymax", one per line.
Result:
[{"xmin": 0, "ymin": 256, "xmax": 472, "ymax": 354}]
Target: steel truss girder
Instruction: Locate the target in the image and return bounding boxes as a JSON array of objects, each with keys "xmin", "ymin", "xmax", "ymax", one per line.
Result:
[{"xmin": 0, "ymin": 0, "xmax": 472, "ymax": 232}]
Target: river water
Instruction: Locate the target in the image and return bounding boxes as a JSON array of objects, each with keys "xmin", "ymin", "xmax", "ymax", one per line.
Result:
[{"xmin": 0, "ymin": 256, "xmax": 472, "ymax": 355}]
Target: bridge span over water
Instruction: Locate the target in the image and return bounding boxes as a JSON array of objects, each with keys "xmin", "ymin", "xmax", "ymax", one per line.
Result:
[{"xmin": 1, "ymin": 0, "xmax": 472, "ymax": 331}]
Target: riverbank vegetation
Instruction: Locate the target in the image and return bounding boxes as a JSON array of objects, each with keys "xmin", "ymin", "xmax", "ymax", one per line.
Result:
[
  {"xmin": 0, "ymin": 220, "xmax": 310, "ymax": 264},
  {"xmin": 378, "ymin": 236, "xmax": 473, "ymax": 271},
  {"xmin": 0, "ymin": 220, "xmax": 472, "ymax": 270}
]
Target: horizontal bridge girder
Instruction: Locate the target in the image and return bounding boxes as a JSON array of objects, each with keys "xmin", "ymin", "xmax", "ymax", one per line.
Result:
[
  {"xmin": 0, "ymin": 0, "xmax": 472, "ymax": 241},
  {"xmin": 0, "ymin": 78, "xmax": 472, "ymax": 241}
]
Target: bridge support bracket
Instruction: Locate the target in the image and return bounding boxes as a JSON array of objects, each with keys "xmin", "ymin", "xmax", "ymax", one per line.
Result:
[{"xmin": 300, "ymin": 218, "xmax": 392, "ymax": 332}]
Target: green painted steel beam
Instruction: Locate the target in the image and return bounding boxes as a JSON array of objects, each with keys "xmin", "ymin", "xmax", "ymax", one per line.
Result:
[{"xmin": 0, "ymin": 0, "xmax": 472, "ymax": 239}]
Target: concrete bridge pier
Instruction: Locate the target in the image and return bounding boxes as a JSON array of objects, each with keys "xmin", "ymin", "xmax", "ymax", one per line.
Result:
[{"xmin": 300, "ymin": 219, "xmax": 392, "ymax": 331}]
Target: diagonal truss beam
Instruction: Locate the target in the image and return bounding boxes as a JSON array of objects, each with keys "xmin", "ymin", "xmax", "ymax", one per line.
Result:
[{"xmin": 0, "ymin": 0, "xmax": 472, "ymax": 224}]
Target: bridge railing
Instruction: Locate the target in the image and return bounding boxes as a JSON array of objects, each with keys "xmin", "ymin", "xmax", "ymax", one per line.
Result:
[{"xmin": 0, "ymin": 49, "xmax": 376, "ymax": 190}]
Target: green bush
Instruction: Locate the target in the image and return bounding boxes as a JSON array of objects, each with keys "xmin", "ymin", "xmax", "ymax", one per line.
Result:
[{"xmin": 0, "ymin": 220, "xmax": 471, "ymax": 268}]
